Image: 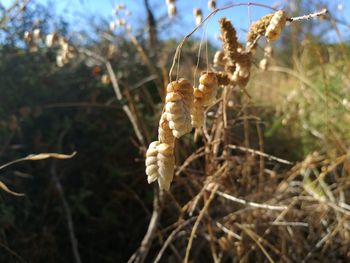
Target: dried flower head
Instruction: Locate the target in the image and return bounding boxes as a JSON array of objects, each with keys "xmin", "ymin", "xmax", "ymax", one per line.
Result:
[
  {"xmin": 219, "ymin": 18, "xmax": 238, "ymax": 73},
  {"xmin": 246, "ymin": 13, "xmax": 273, "ymax": 50},
  {"xmin": 208, "ymin": 0, "xmax": 216, "ymax": 11},
  {"xmin": 193, "ymin": 8, "xmax": 203, "ymax": 26},
  {"xmin": 167, "ymin": 2, "xmax": 176, "ymax": 17},
  {"xmin": 265, "ymin": 10, "xmax": 287, "ymax": 41}
]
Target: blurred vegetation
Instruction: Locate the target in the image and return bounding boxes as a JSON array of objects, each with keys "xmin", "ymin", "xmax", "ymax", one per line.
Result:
[{"xmin": 0, "ymin": 0, "xmax": 350, "ymax": 262}]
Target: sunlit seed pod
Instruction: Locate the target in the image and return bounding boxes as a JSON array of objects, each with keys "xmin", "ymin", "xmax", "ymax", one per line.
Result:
[
  {"xmin": 213, "ymin": 50, "xmax": 226, "ymax": 67},
  {"xmin": 165, "ymin": 99, "xmax": 192, "ymax": 138},
  {"xmin": 145, "ymin": 156, "xmax": 157, "ymax": 166},
  {"xmin": 199, "ymin": 72, "xmax": 218, "ymax": 87},
  {"xmin": 193, "ymin": 88, "xmax": 204, "ymax": 98},
  {"xmin": 191, "ymin": 98, "xmax": 204, "ymax": 128},
  {"xmin": 193, "ymin": 8, "xmax": 202, "ymax": 26},
  {"xmin": 165, "ymin": 92, "xmax": 182, "ymax": 102},
  {"xmin": 165, "ymin": 102, "xmax": 183, "ymax": 115},
  {"xmin": 24, "ymin": 31, "xmax": 31, "ymax": 41},
  {"xmin": 199, "ymin": 72, "xmax": 218, "ymax": 106},
  {"xmin": 167, "ymin": 2, "xmax": 176, "ymax": 17},
  {"xmin": 145, "ymin": 141, "xmax": 160, "ymax": 183},
  {"xmin": 158, "ymin": 112, "xmax": 175, "ymax": 146},
  {"xmin": 208, "ymin": 0, "xmax": 216, "ymax": 11},
  {"xmin": 167, "ymin": 80, "xmax": 194, "ymax": 110},
  {"xmin": 259, "ymin": 58, "xmax": 268, "ymax": 71},
  {"xmin": 33, "ymin": 29, "xmax": 40, "ymax": 41},
  {"xmin": 265, "ymin": 10, "xmax": 287, "ymax": 41},
  {"xmin": 45, "ymin": 33, "xmax": 58, "ymax": 47},
  {"xmin": 166, "ymin": 0, "xmax": 175, "ymax": 4},
  {"xmin": 157, "ymin": 142, "xmax": 173, "ymax": 156},
  {"xmin": 198, "ymin": 84, "xmax": 212, "ymax": 94},
  {"xmin": 157, "ymin": 153, "xmax": 174, "ymax": 191}
]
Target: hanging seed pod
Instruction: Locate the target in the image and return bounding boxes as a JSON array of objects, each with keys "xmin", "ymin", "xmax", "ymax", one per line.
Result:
[
  {"xmin": 193, "ymin": 8, "xmax": 202, "ymax": 26},
  {"xmin": 33, "ymin": 29, "xmax": 41, "ymax": 41},
  {"xmin": 213, "ymin": 51, "xmax": 226, "ymax": 67},
  {"xmin": 219, "ymin": 18, "xmax": 239, "ymax": 73},
  {"xmin": 191, "ymin": 96, "xmax": 205, "ymax": 128},
  {"xmin": 265, "ymin": 10, "xmax": 287, "ymax": 41},
  {"xmin": 145, "ymin": 141, "xmax": 160, "ymax": 184},
  {"xmin": 45, "ymin": 33, "xmax": 58, "ymax": 47},
  {"xmin": 167, "ymin": 79, "xmax": 194, "ymax": 110},
  {"xmin": 157, "ymin": 143, "xmax": 175, "ymax": 190},
  {"xmin": 208, "ymin": 0, "xmax": 216, "ymax": 11},
  {"xmin": 199, "ymin": 72, "xmax": 218, "ymax": 106},
  {"xmin": 145, "ymin": 141, "xmax": 175, "ymax": 190},
  {"xmin": 158, "ymin": 112, "xmax": 175, "ymax": 146},
  {"xmin": 167, "ymin": 2, "xmax": 176, "ymax": 17},
  {"xmin": 246, "ymin": 13, "xmax": 274, "ymax": 50},
  {"xmin": 24, "ymin": 31, "xmax": 32, "ymax": 42},
  {"xmin": 216, "ymin": 72, "xmax": 230, "ymax": 86},
  {"xmin": 165, "ymin": 93, "xmax": 192, "ymax": 138}
]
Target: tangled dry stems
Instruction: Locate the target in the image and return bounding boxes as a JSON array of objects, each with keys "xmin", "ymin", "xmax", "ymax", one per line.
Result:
[{"xmin": 138, "ymin": 6, "xmax": 350, "ymax": 263}]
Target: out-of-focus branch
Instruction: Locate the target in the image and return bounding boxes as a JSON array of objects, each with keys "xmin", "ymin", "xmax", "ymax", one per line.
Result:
[
  {"xmin": 127, "ymin": 189, "xmax": 164, "ymax": 263},
  {"xmin": 143, "ymin": 0, "xmax": 157, "ymax": 48},
  {"xmin": 81, "ymin": 48, "xmax": 147, "ymax": 149}
]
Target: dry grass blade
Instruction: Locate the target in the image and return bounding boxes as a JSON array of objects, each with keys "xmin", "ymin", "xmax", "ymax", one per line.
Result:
[
  {"xmin": 0, "ymin": 181, "xmax": 24, "ymax": 196},
  {"xmin": 0, "ymin": 152, "xmax": 77, "ymax": 170}
]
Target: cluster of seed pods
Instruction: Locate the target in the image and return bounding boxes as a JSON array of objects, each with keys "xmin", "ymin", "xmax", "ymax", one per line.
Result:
[{"xmin": 146, "ymin": 74, "xmax": 218, "ymax": 190}]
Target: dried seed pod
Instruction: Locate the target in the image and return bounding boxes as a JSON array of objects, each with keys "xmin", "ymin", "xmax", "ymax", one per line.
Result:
[
  {"xmin": 156, "ymin": 143, "xmax": 175, "ymax": 190},
  {"xmin": 145, "ymin": 141, "xmax": 160, "ymax": 184},
  {"xmin": 167, "ymin": 2, "xmax": 176, "ymax": 17},
  {"xmin": 265, "ymin": 10, "xmax": 287, "ymax": 41},
  {"xmin": 33, "ymin": 29, "xmax": 41, "ymax": 41},
  {"xmin": 193, "ymin": 8, "xmax": 202, "ymax": 26},
  {"xmin": 165, "ymin": 84, "xmax": 192, "ymax": 138},
  {"xmin": 146, "ymin": 141, "xmax": 175, "ymax": 190},
  {"xmin": 199, "ymin": 72, "xmax": 218, "ymax": 106},
  {"xmin": 167, "ymin": 79, "xmax": 194, "ymax": 110},
  {"xmin": 165, "ymin": 99, "xmax": 192, "ymax": 138},
  {"xmin": 191, "ymin": 96, "xmax": 204, "ymax": 128},
  {"xmin": 208, "ymin": 0, "xmax": 216, "ymax": 11},
  {"xmin": 216, "ymin": 72, "xmax": 230, "ymax": 86},
  {"xmin": 246, "ymin": 13, "xmax": 273, "ymax": 50},
  {"xmin": 45, "ymin": 33, "xmax": 58, "ymax": 47},
  {"xmin": 219, "ymin": 18, "xmax": 238, "ymax": 73},
  {"xmin": 231, "ymin": 52, "xmax": 252, "ymax": 87},
  {"xmin": 158, "ymin": 112, "xmax": 175, "ymax": 146},
  {"xmin": 213, "ymin": 50, "xmax": 226, "ymax": 67}
]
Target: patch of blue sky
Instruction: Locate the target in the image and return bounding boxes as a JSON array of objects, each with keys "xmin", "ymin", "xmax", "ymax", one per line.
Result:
[{"xmin": 2, "ymin": 0, "xmax": 349, "ymax": 43}]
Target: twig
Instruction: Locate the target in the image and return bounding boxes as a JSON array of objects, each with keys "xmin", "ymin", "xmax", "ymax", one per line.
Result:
[
  {"xmin": 51, "ymin": 128, "xmax": 82, "ymax": 263},
  {"xmin": 154, "ymin": 218, "xmax": 195, "ymax": 263},
  {"xmin": 287, "ymin": 9, "xmax": 328, "ymax": 22},
  {"xmin": 227, "ymin": 144, "xmax": 293, "ymax": 165},
  {"xmin": 214, "ymin": 190, "xmax": 287, "ymax": 211},
  {"xmin": 215, "ymin": 221, "xmax": 242, "ymax": 240},
  {"xmin": 127, "ymin": 189, "xmax": 163, "ymax": 263},
  {"xmin": 184, "ymin": 185, "xmax": 218, "ymax": 263},
  {"xmin": 81, "ymin": 48, "xmax": 146, "ymax": 148}
]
